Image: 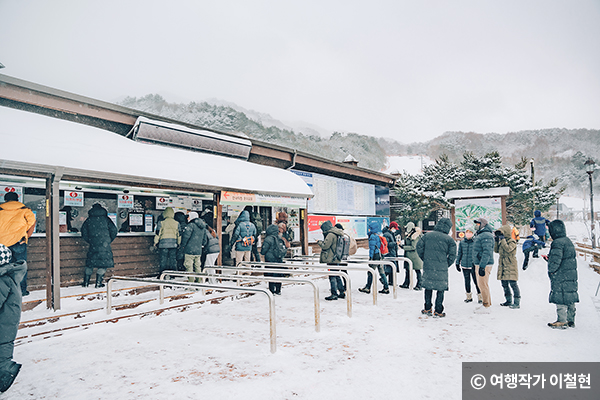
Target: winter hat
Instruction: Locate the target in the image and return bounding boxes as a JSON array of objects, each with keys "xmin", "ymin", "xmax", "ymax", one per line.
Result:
[
  {"xmin": 188, "ymin": 211, "xmax": 199, "ymax": 221},
  {"xmin": 0, "ymin": 244, "xmax": 11, "ymax": 266},
  {"xmin": 389, "ymin": 221, "xmax": 399, "ymax": 230},
  {"xmin": 474, "ymin": 218, "xmax": 488, "ymax": 227}
]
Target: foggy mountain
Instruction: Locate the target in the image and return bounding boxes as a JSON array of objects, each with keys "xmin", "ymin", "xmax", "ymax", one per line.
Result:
[{"xmin": 119, "ymin": 95, "xmax": 599, "ymax": 195}]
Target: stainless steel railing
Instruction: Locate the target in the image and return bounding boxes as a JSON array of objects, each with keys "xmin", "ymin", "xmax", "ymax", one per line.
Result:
[
  {"xmin": 159, "ymin": 270, "xmax": 323, "ymax": 332},
  {"xmin": 106, "ymin": 276, "xmax": 277, "ymax": 353}
]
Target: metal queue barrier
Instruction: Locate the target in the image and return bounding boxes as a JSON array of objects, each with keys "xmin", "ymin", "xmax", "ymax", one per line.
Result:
[
  {"xmin": 237, "ymin": 260, "xmax": 381, "ymax": 307},
  {"xmin": 106, "ymin": 276, "xmax": 278, "ymax": 353},
  {"xmin": 285, "ymin": 258, "xmax": 385, "ymax": 305},
  {"xmin": 221, "ymin": 264, "xmax": 353, "ymax": 317},
  {"xmin": 383, "ymin": 257, "xmax": 415, "ymax": 289},
  {"xmin": 159, "ymin": 271, "xmax": 323, "ymax": 332}
]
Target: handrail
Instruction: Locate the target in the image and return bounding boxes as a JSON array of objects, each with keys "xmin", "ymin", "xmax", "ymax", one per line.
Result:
[
  {"xmin": 160, "ymin": 271, "xmax": 322, "ymax": 331},
  {"xmin": 343, "ymin": 259, "xmax": 398, "ymax": 299},
  {"xmin": 380, "ymin": 256, "xmax": 415, "ymax": 289},
  {"xmin": 284, "ymin": 258, "xmax": 388, "ymax": 304},
  {"xmin": 106, "ymin": 276, "xmax": 277, "ymax": 353},
  {"xmin": 223, "ymin": 264, "xmax": 353, "ymax": 317}
]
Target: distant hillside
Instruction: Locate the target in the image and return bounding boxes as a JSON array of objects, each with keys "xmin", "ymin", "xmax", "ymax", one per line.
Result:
[
  {"xmin": 119, "ymin": 95, "xmax": 599, "ymax": 194},
  {"xmin": 120, "ymin": 94, "xmax": 387, "ymax": 171}
]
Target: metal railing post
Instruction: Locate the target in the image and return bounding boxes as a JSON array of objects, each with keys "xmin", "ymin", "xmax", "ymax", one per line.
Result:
[{"xmin": 106, "ymin": 277, "xmax": 277, "ymax": 353}]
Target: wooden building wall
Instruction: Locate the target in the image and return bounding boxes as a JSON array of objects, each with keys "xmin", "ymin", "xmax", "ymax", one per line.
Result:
[{"xmin": 27, "ymin": 236, "xmax": 159, "ymax": 290}]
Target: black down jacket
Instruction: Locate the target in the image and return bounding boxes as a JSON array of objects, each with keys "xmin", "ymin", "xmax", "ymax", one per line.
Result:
[
  {"xmin": 547, "ymin": 220, "xmax": 579, "ymax": 305},
  {"xmin": 416, "ymin": 218, "xmax": 457, "ymax": 291},
  {"xmin": 81, "ymin": 204, "xmax": 118, "ymax": 268}
]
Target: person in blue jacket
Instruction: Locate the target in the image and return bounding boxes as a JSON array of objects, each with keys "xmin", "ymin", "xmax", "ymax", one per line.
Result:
[
  {"xmin": 522, "ymin": 234, "xmax": 546, "ymax": 270},
  {"xmin": 358, "ymin": 221, "xmax": 390, "ymax": 294},
  {"xmin": 529, "ymin": 210, "xmax": 550, "ymax": 254}
]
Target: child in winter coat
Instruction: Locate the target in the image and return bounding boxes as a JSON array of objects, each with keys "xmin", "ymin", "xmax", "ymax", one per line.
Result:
[
  {"xmin": 494, "ymin": 225, "xmax": 521, "ymax": 309},
  {"xmin": 522, "ymin": 235, "xmax": 545, "ymax": 270},
  {"xmin": 455, "ymin": 228, "xmax": 481, "ymax": 303}
]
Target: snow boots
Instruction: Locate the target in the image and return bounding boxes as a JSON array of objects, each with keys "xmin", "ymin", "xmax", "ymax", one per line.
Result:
[
  {"xmin": 477, "ymin": 293, "xmax": 483, "ymax": 304},
  {"xmin": 500, "ymin": 295, "xmax": 512, "ymax": 307},
  {"xmin": 325, "ymin": 293, "xmax": 339, "ymax": 301},
  {"xmin": 378, "ymin": 288, "xmax": 390, "ymax": 294},
  {"xmin": 95, "ymin": 273, "xmax": 105, "ymax": 288},
  {"xmin": 421, "ymin": 308, "xmax": 432, "ymax": 316},
  {"xmin": 358, "ymin": 287, "xmax": 370, "ymax": 294},
  {"xmin": 510, "ymin": 297, "xmax": 521, "ymax": 309},
  {"xmin": 0, "ymin": 362, "xmax": 21, "ymax": 393},
  {"xmin": 82, "ymin": 273, "xmax": 91, "ymax": 288},
  {"xmin": 548, "ymin": 321, "xmax": 568, "ymax": 330},
  {"xmin": 464, "ymin": 292, "xmax": 473, "ymax": 303},
  {"xmin": 433, "ymin": 311, "xmax": 446, "ymax": 318}
]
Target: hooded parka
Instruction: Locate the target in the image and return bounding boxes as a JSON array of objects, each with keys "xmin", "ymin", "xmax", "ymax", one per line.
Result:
[
  {"xmin": 80, "ymin": 204, "xmax": 118, "ymax": 268},
  {"xmin": 495, "ymin": 224, "xmax": 519, "ymax": 281},
  {"xmin": 318, "ymin": 220, "xmax": 344, "ymax": 264},
  {"xmin": 416, "ymin": 218, "xmax": 456, "ymax": 291},
  {"xmin": 154, "ymin": 207, "xmax": 180, "ymax": 248},
  {"xmin": 547, "ymin": 220, "xmax": 579, "ymax": 305},
  {"xmin": 180, "ymin": 218, "xmax": 208, "ymax": 256}
]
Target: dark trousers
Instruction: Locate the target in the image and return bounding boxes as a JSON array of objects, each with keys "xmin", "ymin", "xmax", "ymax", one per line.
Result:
[
  {"xmin": 9, "ymin": 242, "xmax": 27, "ymax": 294},
  {"xmin": 159, "ymin": 248, "xmax": 177, "ymax": 272},
  {"xmin": 268, "ymin": 282, "xmax": 282, "ymax": 294},
  {"xmin": 501, "ymin": 280, "xmax": 520, "ymax": 299},
  {"xmin": 462, "ymin": 268, "xmax": 480, "ymax": 294},
  {"xmin": 424, "ymin": 289, "xmax": 445, "ymax": 313},
  {"xmin": 328, "ymin": 275, "xmax": 346, "ymax": 295},
  {"xmin": 523, "ymin": 244, "xmax": 541, "ymax": 267},
  {"xmin": 365, "ymin": 253, "xmax": 388, "ymax": 290}
]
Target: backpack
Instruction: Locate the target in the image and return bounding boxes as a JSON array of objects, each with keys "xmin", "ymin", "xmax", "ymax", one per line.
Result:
[
  {"xmin": 511, "ymin": 226, "xmax": 520, "ymax": 241},
  {"xmin": 334, "ymin": 234, "xmax": 351, "ymax": 262},
  {"xmin": 378, "ymin": 234, "xmax": 389, "ymax": 255}
]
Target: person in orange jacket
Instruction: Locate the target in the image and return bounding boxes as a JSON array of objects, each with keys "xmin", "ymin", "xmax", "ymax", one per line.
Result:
[{"xmin": 0, "ymin": 192, "xmax": 36, "ymax": 296}]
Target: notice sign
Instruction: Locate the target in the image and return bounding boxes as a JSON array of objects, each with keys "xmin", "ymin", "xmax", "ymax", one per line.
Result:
[
  {"xmin": 156, "ymin": 196, "xmax": 171, "ymax": 210},
  {"xmin": 118, "ymin": 194, "xmax": 134, "ymax": 208},
  {"xmin": 145, "ymin": 214, "xmax": 153, "ymax": 232},
  {"xmin": 129, "ymin": 213, "xmax": 143, "ymax": 226},
  {"xmin": 64, "ymin": 191, "xmax": 84, "ymax": 207},
  {"xmin": 1, "ymin": 186, "xmax": 23, "ymax": 202}
]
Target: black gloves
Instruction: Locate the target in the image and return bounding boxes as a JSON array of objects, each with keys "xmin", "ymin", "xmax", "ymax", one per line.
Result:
[
  {"xmin": 478, "ymin": 267, "xmax": 486, "ymax": 277},
  {"xmin": 456, "ymin": 264, "xmax": 461, "ymax": 272}
]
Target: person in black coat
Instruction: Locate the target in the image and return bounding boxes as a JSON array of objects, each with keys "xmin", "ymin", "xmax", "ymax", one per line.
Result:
[
  {"xmin": 544, "ymin": 219, "xmax": 579, "ymax": 329},
  {"xmin": 0, "ymin": 244, "xmax": 26, "ymax": 393},
  {"xmin": 261, "ymin": 224, "xmax": 287, "ymax": 295},
  {"xmin": 80, "ymin": 204, "xmax": 118, "ymax": 288},
  {"xmin": 455, "ymin": 228, "xmax": 481, "ymax": 303},
  {"xmin": 416, "ymin": 218, "xmax": 456, "ymax": 318},
  {"xmin": 179, "ymin": 212, "xmax": 208, "ymax": 282}
]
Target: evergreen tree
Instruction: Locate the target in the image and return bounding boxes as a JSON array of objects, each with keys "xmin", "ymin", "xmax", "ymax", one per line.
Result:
[{"xmin": 392, "ymin": 152, "xmax": 563, "ymax": 227}]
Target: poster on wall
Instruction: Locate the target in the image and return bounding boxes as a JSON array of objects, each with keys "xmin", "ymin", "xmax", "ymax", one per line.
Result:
[
  {"xmin": 455, "ymin": 197, "xmax": 502, "ymax": 237},
  {"xmin": 156, "ymin": 196, "xmax": 171, "ymax": 210},
  {"xmin": 302, "ymin": 172, "xmax": 375, "ymax": 216},
  {"xmin": 1, "ymin": 186, "xmax": 23, "ymax": 202},
  {"xmin": 307, "ymin": 215, "xmax": 336, "ymax": 242},
  {"xmin": 118, "ymin": 194, "xmax": 134, "ymax": 208},
  {"xmin": 64, "ymin": 191, "xmax": 84, "ymax": 207},
  {"xmin": 335, "ymin": 216, "xmax": 367, "ymax": 239},
  {"xmin": 375, "ymin": 185, "xmax": 390, "ymax": 216},
  {"xmin": 367, "ymin": 216, "xmax": 390, "ymax": 234}
]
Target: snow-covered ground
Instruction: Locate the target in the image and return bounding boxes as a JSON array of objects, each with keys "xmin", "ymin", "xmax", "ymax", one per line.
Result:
[{"xmin": 5, "ymin": 222, "xmax": 600, "ymax": 400}]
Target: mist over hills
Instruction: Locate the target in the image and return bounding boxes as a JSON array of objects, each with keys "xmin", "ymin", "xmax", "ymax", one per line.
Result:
[{"xmin": 120, "ymin": 94, "xmax": 599, "ymax": 195}]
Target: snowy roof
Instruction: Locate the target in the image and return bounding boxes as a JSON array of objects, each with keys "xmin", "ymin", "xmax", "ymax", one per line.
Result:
[
  {"xmin": 0, "ymin": 107, "xmax": 313, "ymax": 198},
  {"xmin": 445, "ymin": 187, "xmax": 510, "ymax": 199},
  {"xmin": 344, "ymin": 154, "xmax": 358, "ymax": 163}
]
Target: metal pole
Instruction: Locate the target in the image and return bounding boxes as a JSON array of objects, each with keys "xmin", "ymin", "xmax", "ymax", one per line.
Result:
[{"xmin": 590, "ymin": 172, "xmax": 596, "ymax": 249}]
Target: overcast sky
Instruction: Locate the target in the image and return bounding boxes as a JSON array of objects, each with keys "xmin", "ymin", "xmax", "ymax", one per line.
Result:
[{"xmin": 1, "ymin": 0, "xmax": 599, "ymax": 142}]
